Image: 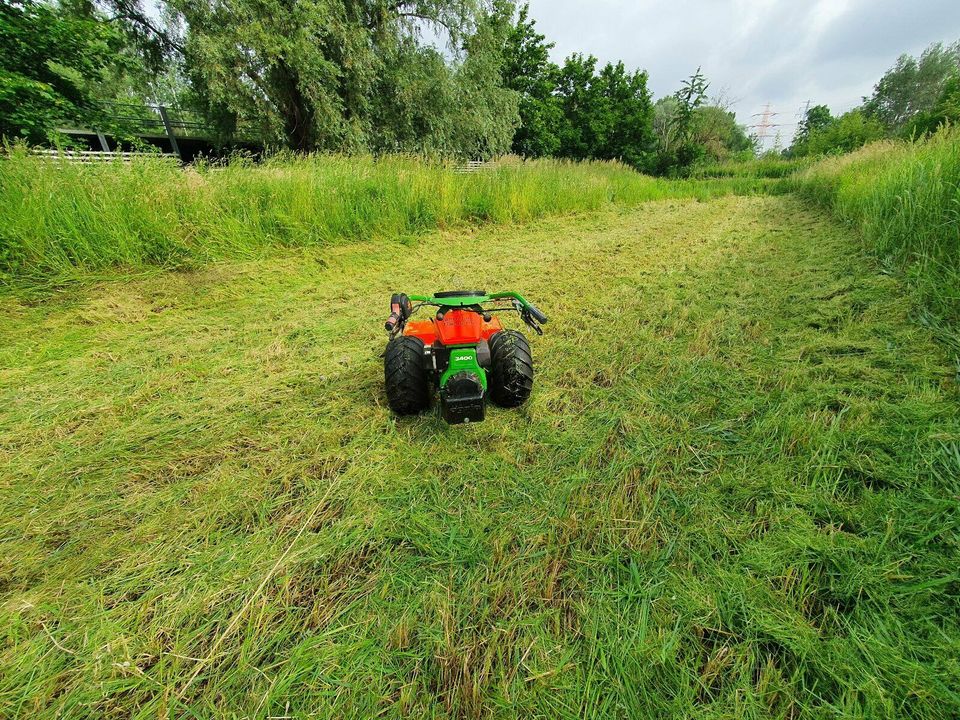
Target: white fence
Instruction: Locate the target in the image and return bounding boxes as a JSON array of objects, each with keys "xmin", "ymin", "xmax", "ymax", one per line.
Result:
[
  {"xmin": 27, "ymin": 149, "xmax": 175, "ymax": 163},
  {"xmin": 452, "ymin": 160, "xmax": 497, "ymax": 174}
]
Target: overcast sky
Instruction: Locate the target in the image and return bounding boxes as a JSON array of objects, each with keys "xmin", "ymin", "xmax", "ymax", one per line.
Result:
[{"xmin": 525, "ymin": 0, "xmax": 960, "ymax": 147}]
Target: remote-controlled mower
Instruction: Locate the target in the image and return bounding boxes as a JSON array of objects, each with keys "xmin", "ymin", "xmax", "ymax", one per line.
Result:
[{"xmin": 383, "ymin": 291, "xmax": 548, "ymax": 424}]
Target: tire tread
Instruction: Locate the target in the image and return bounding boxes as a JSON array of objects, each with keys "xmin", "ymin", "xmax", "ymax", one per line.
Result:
[
  {"xmin": 488, "ymin": 330, "xmax": 534, "ymax": 408},
  {"xmin": 384, "ymin": 337, "xmax": 430, "ymax": 414}
]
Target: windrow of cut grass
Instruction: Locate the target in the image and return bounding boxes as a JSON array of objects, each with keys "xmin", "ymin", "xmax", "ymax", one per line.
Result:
[
  {"xmin": 0, "ymin": 151, "xmax": 777, "ymax": 283},
  {"xmin": 789, "ymin": 130, "xmax": 960, "ymax": 345}
]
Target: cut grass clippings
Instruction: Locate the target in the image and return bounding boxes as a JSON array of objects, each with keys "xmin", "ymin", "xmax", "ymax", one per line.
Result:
[{"xmin": 1, "ymin": 196, "xmax": 958, "ymax": 718}]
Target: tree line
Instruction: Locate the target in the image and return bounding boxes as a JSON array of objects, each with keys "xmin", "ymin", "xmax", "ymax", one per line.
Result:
[
  {"xmin": 788, "ymin": 41, "xmax": 960, "ymax": 157},
  {"xmin": 1, "ymin": 0, "xmax": 753, "ymax": 173},
  {"xmin": 2, "ymin": 0, "xmax": 957, "ymax": 172}
]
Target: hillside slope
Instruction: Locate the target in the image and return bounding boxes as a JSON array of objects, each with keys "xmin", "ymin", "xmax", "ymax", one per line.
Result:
[{"xmin": 1, "ymin": 197, "xmax": 958, "ymax": 718}]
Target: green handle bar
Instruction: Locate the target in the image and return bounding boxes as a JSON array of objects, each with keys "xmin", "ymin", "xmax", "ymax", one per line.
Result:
[{"xmin": 406, "ymin": 292, "xmax": 547, "ymax": 323}]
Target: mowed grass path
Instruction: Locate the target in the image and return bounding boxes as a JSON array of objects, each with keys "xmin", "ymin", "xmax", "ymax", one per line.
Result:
[{"xmin": 1, "ymin": 197, "xmax": 958, "ymax": 719}]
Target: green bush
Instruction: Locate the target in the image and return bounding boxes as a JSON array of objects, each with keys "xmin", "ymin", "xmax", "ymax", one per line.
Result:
[
  {"xmin": 806, "ymin": 110, "xmax": 886, "ymax": 156},
  {"xmin": 902, "ymin": 75, "xmax": 960, "ymax": 138}
]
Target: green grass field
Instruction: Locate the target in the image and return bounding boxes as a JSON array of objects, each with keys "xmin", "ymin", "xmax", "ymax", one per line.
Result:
[{"xmin": 2, "ymin": 191, "xmax": 959, "ymax": 717}]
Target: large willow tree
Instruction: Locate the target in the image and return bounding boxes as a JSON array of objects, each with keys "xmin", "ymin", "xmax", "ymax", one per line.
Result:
[{"xmin": 135, "ymin": 0, "xmax": 519, "ymax": 154}]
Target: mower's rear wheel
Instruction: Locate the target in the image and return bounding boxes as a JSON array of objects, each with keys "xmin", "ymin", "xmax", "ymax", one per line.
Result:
[
  {"xmin": 385, "ymin": 337, "xmax": 430, "ymax": 415},
  {"xmin": 488, "ymin": 330, "xmax": 534, "ymax": 408}
]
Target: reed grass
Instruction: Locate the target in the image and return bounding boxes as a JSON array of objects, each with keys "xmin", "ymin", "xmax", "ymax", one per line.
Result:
[
  {"xmin": 688, "ymin": 155, "xmax": 813, "ymax": 179},
  {"xmin": 790, "ymin": 129, "xmax": 960, "ymax": 343},
  {"xmin": 0, "ymin": 150, "xmax": 775, "ymax": 283}
]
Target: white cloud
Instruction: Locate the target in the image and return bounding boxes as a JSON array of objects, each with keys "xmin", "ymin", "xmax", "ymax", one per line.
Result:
[{"xmin": 525, "ymin": 0, "xmax": 960, "ymax": 147}]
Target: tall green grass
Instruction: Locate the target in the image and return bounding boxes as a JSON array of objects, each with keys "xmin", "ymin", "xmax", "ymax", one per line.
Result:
[
  {"xmin": 688, "ymin": 155, "xmax": 813, "ymax": 179},
  {"xmin": 791, "ymin": 130, "xmax": 960, "ymax": 340},
  {"xmin": 0, "ymin": 151, "xmax": 775, "ymax": 283}
]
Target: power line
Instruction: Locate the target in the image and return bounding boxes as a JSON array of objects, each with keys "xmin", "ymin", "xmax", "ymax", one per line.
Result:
[{"xmin": 748, "ymin": 103, "xmax": 785, "ymax": 146}]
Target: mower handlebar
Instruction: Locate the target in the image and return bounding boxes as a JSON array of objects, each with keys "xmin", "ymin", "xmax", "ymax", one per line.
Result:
[
  {"xmin": 487, "ymin": 292, "xmax": 548, "ymax": 324},
  {"xmin": 390, "ymin": 291, "xmax": 547, "ymax": 327},
  {"xmin": 524, "ymin": 303, "xmax": 548, "ymax": 324},
  {"xmin": 385, "ymin": 293, "xmax": 413, "ymax": 334}
]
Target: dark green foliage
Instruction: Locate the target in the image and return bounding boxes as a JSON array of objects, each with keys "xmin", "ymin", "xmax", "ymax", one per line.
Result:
[
  {"xmin": 182, "ymin": 0, "xmax": 518, "ymax": 155},
  {"xmin": 654, "ymin": 68, "xmax": 737, "ymax": 175},
  {"xmin": 669, "ymin": 67, "xmax": 709, "ymax": 169},
  {"xmin": 448, "ymin": 10, "xmax": 521, "ymax": 158},
  {"xmin": 72, "ymin": 0, "xmax": 522, "ymax": 156},
  {"xmin": 499, "ymin": 1, "xmax": 561, "ymax": 157},
  {"xmin": 903, "ymin": 74, "xmax": 960, "ymax": 138},
  {"xmin": 6, "ymin": 2, "xmax": 958, "ymax": 176},
  {"xmin": 789, "ymin": 104, "xmax": 833, "ymax": 156},
  {"xmin": 552, "ymin": 54, "xmax": 598, "ymax": 159},
  {"xmin": 550, "ymin": 54, "xmax": 655, "ymax": 169},
  {"xmin": 673, "ymin": 67, "xmax": 709, "ymax": 144},
  {"xmin": 865, "ymin": 41, "xmax": 960, "ymax": 131},
  {"xmin": 789, "ymin": 41, "xmax": 960, "ymax": 158},
  {"xmin": 801, "ymin": 104, "xmax": 833, "ymax": 138},
  {"xmin": 497, "ymin": 5, "xmax": 655, "ymax": 170},
  {"xmin": 806, "ymin": 109, "xmax": 885, "ymax": 156},
  {"xmin": 589, "ymin": 60, "xmax": 656, "ymax": 169},
  {"xmin": 92, "ymin": 0, "xmax": 185, "ymax": 71},
  {"xmin": 789, "ymin": 107, "xmax": 885, "ymax": 158},
  {"xmin": 0, "ymin": 0, "xmax": 122, "ymax": 143},
  {"xmin": 692, "ymin": 106, "xmax": 753, "ymax": 159}
]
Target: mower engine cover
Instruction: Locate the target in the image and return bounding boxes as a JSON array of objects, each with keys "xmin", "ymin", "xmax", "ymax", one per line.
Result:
[{"xmin": 440, "ymin": 347, "xmax": 486, "ymax": 424}]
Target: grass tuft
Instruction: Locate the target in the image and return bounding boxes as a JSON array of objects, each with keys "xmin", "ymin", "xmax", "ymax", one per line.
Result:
[{"xmin": 688, "ymin": 155, "xmax": 813, "ymax": 179}]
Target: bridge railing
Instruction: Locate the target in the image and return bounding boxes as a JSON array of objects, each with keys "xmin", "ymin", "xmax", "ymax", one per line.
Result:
[
  {"xmin": 28, "ymin": 148, "xmax": 170, "ymax": 163},
  {"xmin": 99, "ymin": 102, "xmax": 211, "ymax": 136},
  {"xmin": 74, "ymin": 102, "xmax": 258, "ymax": 159}
]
